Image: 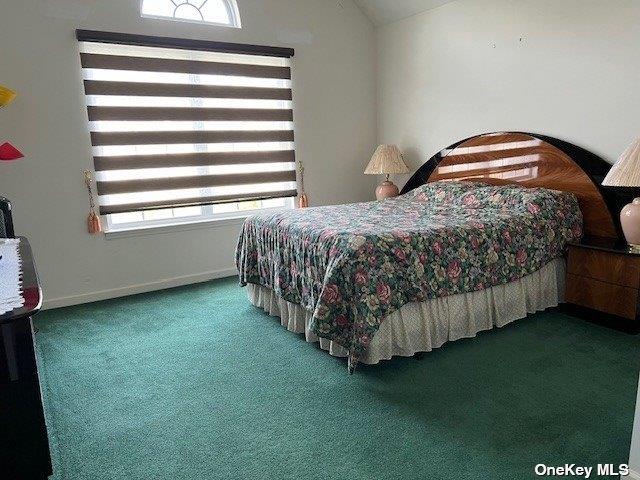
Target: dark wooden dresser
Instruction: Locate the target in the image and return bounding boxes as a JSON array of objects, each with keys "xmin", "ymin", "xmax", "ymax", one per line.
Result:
[
  {"xmin": 0, "ymin": 237, "xmax": 53, "ymax": 479},
  {"xmin": 565, "ymin": 236, "xmax": 640, "ymax": 332}
]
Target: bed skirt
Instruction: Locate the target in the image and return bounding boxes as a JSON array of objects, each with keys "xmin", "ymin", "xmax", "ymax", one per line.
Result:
[{"xmin": 247, "ymin": 258, "xmax": 565, "ymax": 365}]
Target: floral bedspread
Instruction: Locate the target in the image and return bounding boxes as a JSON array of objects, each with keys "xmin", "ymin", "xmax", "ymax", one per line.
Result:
[{"xmin": 235, "ymin": 181, "xmax": 583, "ymax": 360}]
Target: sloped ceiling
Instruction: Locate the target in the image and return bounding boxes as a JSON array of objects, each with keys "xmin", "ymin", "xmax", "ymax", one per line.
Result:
[{"xmin": 354, "ymin": 0, "xmax": 456, "ymax": 26}]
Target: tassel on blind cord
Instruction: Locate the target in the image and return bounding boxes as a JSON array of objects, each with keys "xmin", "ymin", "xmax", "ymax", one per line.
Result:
[
  {"xmin": 83, "ymin": 170, "xmax": 102, "ymax": 234},
  {"xmin": 297, "ymin": 160, "xmax": 309, "ymax": 208}
]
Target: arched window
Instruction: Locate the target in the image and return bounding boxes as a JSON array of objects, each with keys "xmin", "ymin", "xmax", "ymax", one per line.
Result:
[{"xmin": 141, "ymin": 0, "xmax": 241, "ymax": 28}]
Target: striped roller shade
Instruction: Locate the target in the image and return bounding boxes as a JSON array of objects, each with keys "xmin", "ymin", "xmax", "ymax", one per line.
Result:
[{"xmin": 76, "ymin": 30, "xmax": 297, "ymax": 216}]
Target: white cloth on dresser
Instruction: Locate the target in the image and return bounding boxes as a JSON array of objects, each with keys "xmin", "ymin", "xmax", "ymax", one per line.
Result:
[
  {"xmin": 247, "ymin": 258, "xmax": 565, "ymax": 365},
  {"xmin": 0, "ymin": 239, "xmax": 24, "ymax": 315}
]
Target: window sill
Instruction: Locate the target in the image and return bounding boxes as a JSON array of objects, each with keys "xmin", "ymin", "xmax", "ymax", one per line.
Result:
[{"xmin": 104, "ymin": 214, "xmax": 249, "ymax": 240}]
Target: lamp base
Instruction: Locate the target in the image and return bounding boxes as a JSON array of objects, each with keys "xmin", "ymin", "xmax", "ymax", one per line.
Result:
[
  {"xmin": 621, "ymin": 198, "xmax": 640, "ymax": 249},
  {"xmin": 375, "ymin": 181, "xmax": 399, "ymax": 200}
]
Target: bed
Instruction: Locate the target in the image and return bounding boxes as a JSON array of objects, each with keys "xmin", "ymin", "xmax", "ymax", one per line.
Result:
[{"xmin": 236, "ymin": 132, "xmax": 620, "ymax": 373}]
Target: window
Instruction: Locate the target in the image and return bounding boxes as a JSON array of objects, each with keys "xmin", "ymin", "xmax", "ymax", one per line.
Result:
[
  {"xmin": 76, "ymin": 30, "xmax": 296, "ymax": 232},
  {"xmin": 107, "ymin": 198, "xmax": 294, "ymax": 232},
  {"xmin": 140, "ymin": 0, "xmax": 242, "ymax": 28}
]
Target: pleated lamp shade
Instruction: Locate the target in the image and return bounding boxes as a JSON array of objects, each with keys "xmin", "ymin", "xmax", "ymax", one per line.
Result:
[
  {"xmin": 364, "ymin": 145, "xmax": 409, "ymax": 175},
  {"xmin": 603, "ymin": 136, "xmax": 640, "ymax": 187},
  {"xmin": 0, "ymin": 85, "xmax": 17, "ymax": 107},
  {"xmin": 603, "ymin": 136, "xmax": 640, "ymax": 249}
]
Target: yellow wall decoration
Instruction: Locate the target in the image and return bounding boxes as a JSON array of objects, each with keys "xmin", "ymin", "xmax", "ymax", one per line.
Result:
[{"xmin": 0, "ymin": 85, "xmax": 17, "ymax": 107}]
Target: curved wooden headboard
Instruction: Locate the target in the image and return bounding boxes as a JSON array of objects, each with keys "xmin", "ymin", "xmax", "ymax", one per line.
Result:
[{"xmin": 401, "ymin": 132, "xmax": 619, "ymax": 239}]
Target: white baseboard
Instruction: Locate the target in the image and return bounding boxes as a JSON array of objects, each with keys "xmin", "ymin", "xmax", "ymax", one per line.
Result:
[
  {"xmin": 43, "ymin": 267, "xmax": 238, "ymax": 309},
  {"xmin": 623, "ymin": 469, "xmax": 640, "ymax": 480}
]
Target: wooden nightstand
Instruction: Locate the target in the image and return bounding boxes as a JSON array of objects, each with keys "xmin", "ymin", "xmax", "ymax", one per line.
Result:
[{"xmin": 565, "ymin": 236, "xmax": 640, "ymax": 332}]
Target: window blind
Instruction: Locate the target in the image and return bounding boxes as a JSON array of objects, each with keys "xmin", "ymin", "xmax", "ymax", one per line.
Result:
[{"xmin": 76, "ymin": 30, "xmax": 297, "ymax": 216}]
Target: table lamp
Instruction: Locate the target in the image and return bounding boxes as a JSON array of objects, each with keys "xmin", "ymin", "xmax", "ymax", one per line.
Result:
[
  {"xmin": 602, "ymin": 136, "xmax": 640, "ymax": 250},
  {"xmin": 365, "ymin": 145, "xmax": 410, "ymax": 200}
]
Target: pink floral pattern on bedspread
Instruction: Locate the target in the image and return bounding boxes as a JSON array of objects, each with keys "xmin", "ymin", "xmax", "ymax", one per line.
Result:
[{"xmin": 235, "ymin": 181, "xmax": 583, "ymax": 359}]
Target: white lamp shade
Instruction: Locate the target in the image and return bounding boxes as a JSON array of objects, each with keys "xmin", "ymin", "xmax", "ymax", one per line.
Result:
[
  {"xmin": 364, "ymin": 145, "xmax": 410, "ymax": 175},
  {"xmin": 602, "ymin": 136, "xmax": 640, "ymax": 187}
]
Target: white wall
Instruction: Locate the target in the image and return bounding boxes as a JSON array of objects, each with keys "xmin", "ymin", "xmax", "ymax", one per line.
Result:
[
  {"xmin": 0, "ymin": 0, "xmax": 376, "ymax": 307},
  {"xmin": 376, "ymin": 0, "xmax": 640, "ymax": 473},
  {"xmin": 376, "ymin": 0, "xmax": 640, "ymax": 189}
]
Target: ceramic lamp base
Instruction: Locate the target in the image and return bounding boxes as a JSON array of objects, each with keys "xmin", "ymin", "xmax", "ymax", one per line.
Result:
[
  {"xmin": 375, "ymin": 181, "xmax": 400, "ymax": 200},
  {"xmin": 621, "ymin": 198, "xmax": 640, "ymax": 249}
]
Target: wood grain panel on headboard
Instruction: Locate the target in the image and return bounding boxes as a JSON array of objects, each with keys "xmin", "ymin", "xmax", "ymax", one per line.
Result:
[{"xmin": 402, "ymin": 132, "xmax": 618, "ymax": 239}]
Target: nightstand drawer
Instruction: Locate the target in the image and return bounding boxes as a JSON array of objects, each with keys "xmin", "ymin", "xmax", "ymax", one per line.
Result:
[
  {"xmin": 567, "ymin": 247, "xmax": 640, "ymax": 288},
  {"xmin": 566, "ymin": 274, "xmax": 638, "ymax": 320}
]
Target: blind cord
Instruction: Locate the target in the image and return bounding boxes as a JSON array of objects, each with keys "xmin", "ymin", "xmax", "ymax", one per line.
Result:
[{"xmin": 83, "ymin": 170, "xmax": 102, "ymax": 234}]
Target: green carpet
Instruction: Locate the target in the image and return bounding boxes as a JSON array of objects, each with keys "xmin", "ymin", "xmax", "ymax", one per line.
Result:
[{"xmin": 35, "ymin": 277, "xmax": 639, "ymax": 480}]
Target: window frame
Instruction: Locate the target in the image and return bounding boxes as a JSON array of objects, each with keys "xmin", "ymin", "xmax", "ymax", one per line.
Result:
[
  {"xmin": 139, "ymin": 0, "xmax": 242, "ymax": 29},
  {"xmin": 104, "ymin": 197, "xmax": 295, "ymax": 236},
  {"xmin": 77, "ymin": 30, "xmax": 297, "ymax": 235}
]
